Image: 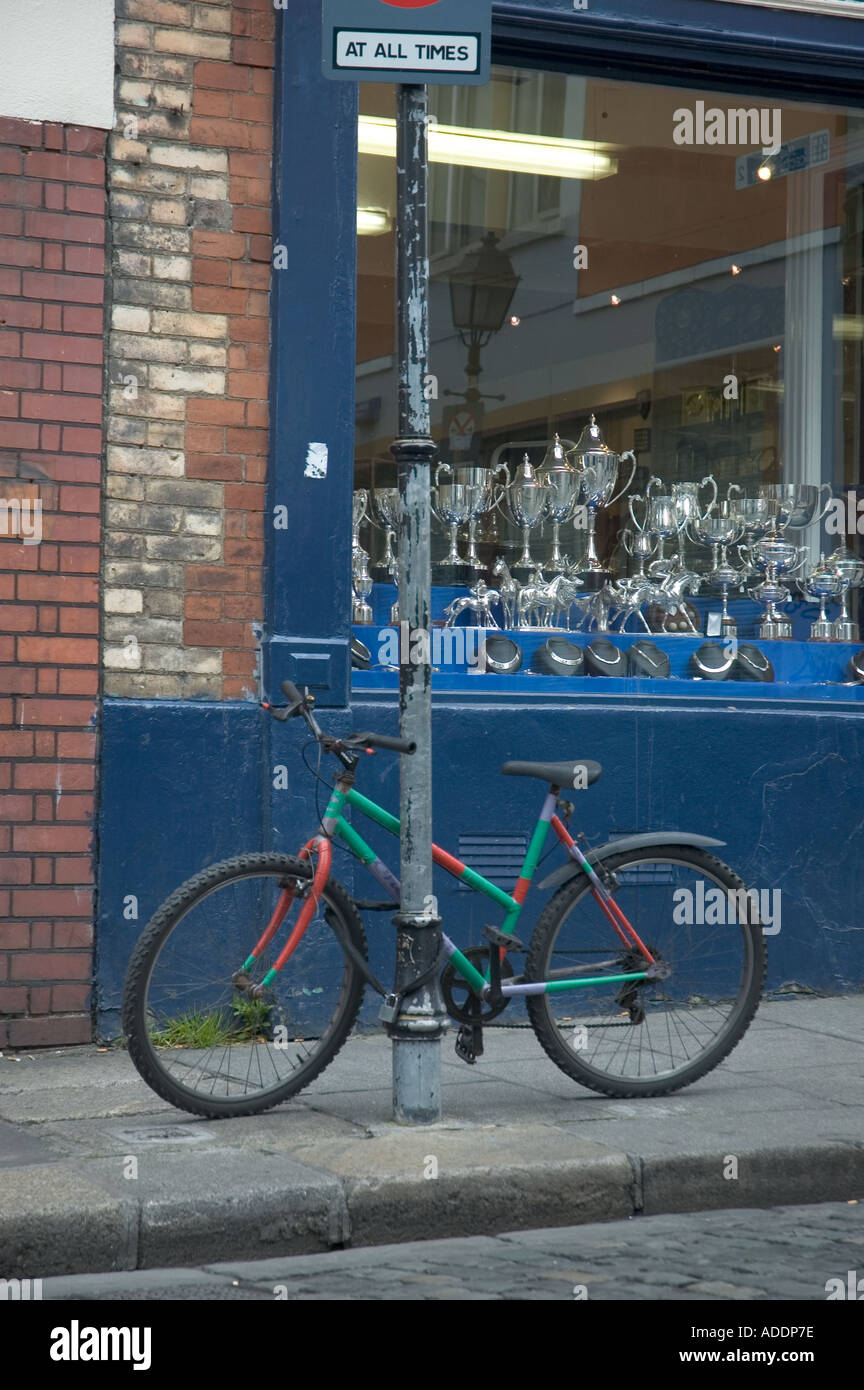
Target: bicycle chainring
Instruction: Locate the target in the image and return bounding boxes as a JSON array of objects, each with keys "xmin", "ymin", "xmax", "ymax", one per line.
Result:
[{"xmin": 440, "ymin": 946, "xmax": 514, "ymax": 1024}]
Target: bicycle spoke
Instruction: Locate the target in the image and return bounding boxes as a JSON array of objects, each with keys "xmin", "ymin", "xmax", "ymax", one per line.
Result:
[
  {"xmin": 530, "ymin": 850, "xmax": 763, "ymax": 1092},
  {"xmin": 124, "ymin": 857, "xmax": 366, "ymax": 1115}
]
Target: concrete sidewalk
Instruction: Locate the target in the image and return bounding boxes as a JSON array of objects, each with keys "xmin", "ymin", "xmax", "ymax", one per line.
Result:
[{"xmin": 1, "ymin": 994, "xmax": 862, "ymax": 1279}]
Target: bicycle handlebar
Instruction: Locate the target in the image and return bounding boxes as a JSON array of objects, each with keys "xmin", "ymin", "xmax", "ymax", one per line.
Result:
[
  {"xmin": 349, "ymin": 731, "xmax": 417, "ymax": 755},
  {"xmin": 280, "ymin": 679, "xmax": 304, "ymax": 710},
  {"xmin": 269, "ymin": 682, "xmax": 415, "ymax": 756}
]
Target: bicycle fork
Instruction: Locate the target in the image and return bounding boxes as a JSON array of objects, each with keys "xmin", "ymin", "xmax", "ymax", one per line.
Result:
[{"xmin": 232, "ymin": 837, "xmax": 332, "ymax": 998}]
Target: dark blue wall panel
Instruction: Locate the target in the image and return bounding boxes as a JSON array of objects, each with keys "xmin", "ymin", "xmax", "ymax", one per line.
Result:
[
  {"xmin": 97, "ymin": 701, "xmax": 266, "ymax": 1036},
  {"xmin": 97, "ymin": 692, "xmax": 864, "ymax": 1036}
]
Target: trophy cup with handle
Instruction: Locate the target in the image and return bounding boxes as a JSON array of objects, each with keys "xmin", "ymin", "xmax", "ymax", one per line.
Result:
[
  {"xmin": 745, "ymin": 535, "xmax": 807, "ymax": 639},
  {"xmin": 535, "ymin": 434, "xmax": 580, "ymax": 573},
  {"xmin": 432, "ymin": 461, "xmax": 476, "ymax": 573},
  {"xmin": 688, "ymin": 500, "xmax": 746, "ymax": 637},
  {"xmin": 829, "ymin": 545, "xmax": 864, "ymax": 641},
  {"xmin": 672, "ymin": 476, "xmax": 717, "ymax": 570},
  {"xmin": 369, "ymin": 487, "xmax": 399, "ymax": 579},
  {"xmin": 504, "ymin": 453, "xmax": 550, "ymax": 576},
  {"xmin": 567, "ymin": 413, "xmax": 637, "ymax": 589},
  {"xmin": 797, "ymin": 553, "xmax": 841, "ymax": 641},
  {"xmin": 452, "ymin": 462, "xmax": 510, "ymax": 570}
]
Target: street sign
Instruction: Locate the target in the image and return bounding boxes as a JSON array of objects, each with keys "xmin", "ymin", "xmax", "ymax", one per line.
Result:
[{"xmin": 323, "ymin": 0, "xmax": 491, "ymax": 85}]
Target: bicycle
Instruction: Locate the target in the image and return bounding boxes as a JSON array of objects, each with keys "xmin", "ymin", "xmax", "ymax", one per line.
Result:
[{"xmin": 122, "ymin": 680, "xmax": 766, "ymax": 1118}]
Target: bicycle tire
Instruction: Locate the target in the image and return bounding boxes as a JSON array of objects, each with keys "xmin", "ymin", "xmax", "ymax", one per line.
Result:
[
  {"xmin": 526, "ymin": 846, "xmax": 766, "ymax": 1097},
  {"xmin": 122, "ymin": 852, "xmax": 367, "ymax": 1118}
]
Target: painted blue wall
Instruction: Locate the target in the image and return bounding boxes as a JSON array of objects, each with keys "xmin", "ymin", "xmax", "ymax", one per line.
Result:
[
  {"xmin": 97, "ymin": 686, "xmax": 864, "ymax": 1037},
  {"xmin": 96, "ymin": 0, "xmax": 864, "ymax": 1031}
]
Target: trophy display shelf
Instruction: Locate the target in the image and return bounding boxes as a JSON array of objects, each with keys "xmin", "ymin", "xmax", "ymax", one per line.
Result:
[{"xmin": 351, "ymin": 621, "xmax": 864, "ymax": 702}]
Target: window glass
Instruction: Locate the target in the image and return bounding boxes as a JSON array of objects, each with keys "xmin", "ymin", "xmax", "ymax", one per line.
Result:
[{"xmin": 355, "ymin": 68, "xmax": 863, "ymax": 656}]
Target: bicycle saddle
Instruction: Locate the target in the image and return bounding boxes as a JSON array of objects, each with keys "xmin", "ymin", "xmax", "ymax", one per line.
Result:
[{"xmin": 501, "ymin": 759, "xmax": 602, "ymax": 788}]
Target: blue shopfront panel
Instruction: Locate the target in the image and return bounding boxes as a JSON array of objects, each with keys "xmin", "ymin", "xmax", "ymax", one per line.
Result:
[{"xmin": 96, "ymin": 687, "xmax": 864, "ymax": 1035}]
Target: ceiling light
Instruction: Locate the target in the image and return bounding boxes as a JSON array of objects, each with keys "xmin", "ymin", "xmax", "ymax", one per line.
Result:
[
  {"xmin": 610, "ymin": 294, "xmax": 621, "ymax": 306},
  {"xmin": 357, "ymin": 207, "xmax": 392, "ymax": 236},
  {"xmin": 509, "ymin": 315, "xmax": 521, "ymax": 326},
  {"xmin": 358, "ymin": 116, "xmax": 618, "ymax": 181},
  {"xmin": 731, "ymin": 264, "xmax": 741, "ymax": 275},
  {"xmin": 757, "ymin": 163, "xmax": 773, "ymax": 181}
]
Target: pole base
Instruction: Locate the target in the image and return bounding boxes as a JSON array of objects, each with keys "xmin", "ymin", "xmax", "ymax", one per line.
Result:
[
  {"xmin": 833, "ymin": 619, "xmax": 860, "ymax": 642},
  {"xmin": 392, "ymin": 1036, "xmax": 442, "ymax": 1124}
]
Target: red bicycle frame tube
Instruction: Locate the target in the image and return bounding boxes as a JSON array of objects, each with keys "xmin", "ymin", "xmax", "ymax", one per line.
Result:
[
  {"xmin": 550, "ymin": 815, "xmax": 655, "ymax": 964},
  {"xmin": 270, "ymin": 837, "xmax": 332, "ymax": 972},
  {"xmin": 247, "ymin": 837, "xmax": 332, "ymax": 976}
]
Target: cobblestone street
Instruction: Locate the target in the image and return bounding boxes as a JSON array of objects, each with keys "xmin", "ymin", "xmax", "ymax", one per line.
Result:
[{"xmin": 44, "ymin": 1200, "xmax": 864, "ymax": 1301}]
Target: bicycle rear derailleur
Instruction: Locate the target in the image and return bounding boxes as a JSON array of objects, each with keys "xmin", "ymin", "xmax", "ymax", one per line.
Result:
[{"xmin": 615, "ymin": 947, "xmax": 669, "ymax": 1024}]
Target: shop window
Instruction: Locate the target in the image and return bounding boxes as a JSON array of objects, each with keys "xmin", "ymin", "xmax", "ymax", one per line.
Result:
[{"xmin": 353, "ymin": 67, "xmax": 864, "ymax": 693}]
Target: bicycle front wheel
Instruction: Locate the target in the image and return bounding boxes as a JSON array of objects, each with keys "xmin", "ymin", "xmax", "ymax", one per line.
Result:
[
  {"xmin": 526, "ymin": 846, "xmax": 765, "ymax": 1097},
  {"xmin": 122, "ymin": 852, "xmax": 367, "ymax": 1118}
]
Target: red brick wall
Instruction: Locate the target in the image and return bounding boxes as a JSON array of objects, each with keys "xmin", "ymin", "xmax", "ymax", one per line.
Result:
[
  {"xmin": 105, "ymin": 0, "xmax": 274, "ymax": 700},
  {"xmin": 0, "ymin": 117, "xmax": 104, "ymax": 1048}
]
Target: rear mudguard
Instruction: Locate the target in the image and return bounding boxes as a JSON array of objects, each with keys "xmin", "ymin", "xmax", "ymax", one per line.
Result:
[{"xmin": 538, "ymin": 832, "xmax": 726, "ymax": 893}]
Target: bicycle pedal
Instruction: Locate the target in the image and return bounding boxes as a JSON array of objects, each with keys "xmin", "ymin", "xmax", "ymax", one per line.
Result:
[
  {"xmin": 455, "ymin": 1023, "xmax": 484, "ymax": 1065},
  {"xmin": 482, "ymin": 925, "xmax": 523, "ymax": 952}
]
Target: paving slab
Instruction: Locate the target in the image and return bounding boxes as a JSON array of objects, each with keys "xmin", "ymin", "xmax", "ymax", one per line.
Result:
[{"xmin": 0, "ymin": 995, "xmax": 862, "ymax": 1278}]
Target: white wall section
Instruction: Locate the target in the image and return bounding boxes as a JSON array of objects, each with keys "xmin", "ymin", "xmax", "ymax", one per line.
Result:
[{"xmin": 0, "ymin": 0, "xmax": 115, "ymax": 129}]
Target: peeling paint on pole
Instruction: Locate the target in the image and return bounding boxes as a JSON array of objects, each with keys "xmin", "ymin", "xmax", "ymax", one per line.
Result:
[{"xmin": 389, "ymin": 84, "xmax": 447, "ymax": 1124}]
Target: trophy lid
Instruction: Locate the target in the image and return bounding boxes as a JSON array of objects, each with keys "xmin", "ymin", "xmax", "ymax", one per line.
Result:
[
  {"xmin": 571, "ymin": 413, "xmax": 613, "ymax": 460},
  {"xmin": 537, "ymin": 433, "xmax": 576, "ymax": 477},
  {"xmin": 516, "ymin": 452, "xmax": 542, "ymax": 485}
]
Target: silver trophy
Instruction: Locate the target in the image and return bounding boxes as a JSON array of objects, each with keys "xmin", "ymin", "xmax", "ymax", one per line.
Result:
[
  {"xmin": 432, "ymin": 462, "xmax": 476, "ymax": 571},
  {"xmin": 619, "ymin": 525, "xmax": 659, "ymax": 589},
  {"xmin": 351, "ymin": 488, "xmax": 373, "ymax": 623},
  {"xmin": 797, "ymin": 553, "xmax": 841, "ymax": 641},
  {"xmin": 442, "ymin": 579, "xmax": 501, "ymax": 628},
  {"xmin": 757, "ymin": 483, "xmax": 833, "ymax": 534},
  {"xmin": 688, "ymin": 501, "xmax": 745, "ymax": 637},
  {"xmin": 535, "ymin": 433, "xmax": 580, "ymax": 572},
  {"xmin": 671, "ymin": 476, "xmax": 718, "ymax": 570},
  {"xmin": 567, "ymin": 414, "xmax": 636, "ymax": 581},
  {"xmin": 351, "ymin": 547, "xmax": 373, "ymax": 625},
  {"xmin": 630, "ymin": 480, "xmax": 680, "ymax": 579},
  {"xmin": 728, "ymin": 487, "xmax": 774, "ymax": 578},
  {"xmin": 352, "ymin": 488, "xmax": 370, "ymax": 560},
  {"xmin": 505, "ymin": 453, "xmax": 550, "ymax": 573},
  {"xmin": 452, "ymin": 462, "xmax": 510, "ymax": 570},
  {"xmin": 745, "ymin": 536, "xmax": 807, "ymax": 639},
  {"xmin": 829, "ymin": 546, "xmax": 864, "ymax": 641},
  {"xmin": 369, "ymin": 487, "xmax": 399, "ymax": 577}
]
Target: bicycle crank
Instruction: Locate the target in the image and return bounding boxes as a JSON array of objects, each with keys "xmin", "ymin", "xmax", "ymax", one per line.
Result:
[{"xmin": 440, "ymin": 945, "xmax": 514, "ymax": 1025}]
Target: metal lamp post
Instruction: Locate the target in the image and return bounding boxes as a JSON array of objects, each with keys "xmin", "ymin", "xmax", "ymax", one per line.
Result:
[
  {"xmin": 447, "ymin": 232, "xmax": 520, "ymax": 403},
  {"xmin": 388, "ymin": 84, "xmax": 448, "ymax": 1124},
  {"xmin": 322, "ymin": 0, "xmax": 492, "ymax": 1125}
]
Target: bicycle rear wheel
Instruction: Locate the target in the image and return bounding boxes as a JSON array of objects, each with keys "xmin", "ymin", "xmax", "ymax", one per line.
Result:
[
  {"xmin": 122, "ymin": 852, "xmax": 367, "ymax": 1118},
  {"xmin": 526, "ymin": 846, "xmax": 765, "ymax": 1097}
]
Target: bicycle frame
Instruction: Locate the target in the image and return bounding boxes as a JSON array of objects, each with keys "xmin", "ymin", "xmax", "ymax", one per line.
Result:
[{"xmin": 245, "ymin": 776, "xmax": 656, "ymax": 1002}]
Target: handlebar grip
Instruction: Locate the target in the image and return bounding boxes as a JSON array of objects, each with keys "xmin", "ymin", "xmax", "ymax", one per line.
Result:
[
  {"xmin": 354, "ymin": 731, "xmax": 417, "ymax": 754},
  {"xmin": 280, "ymin": 679, "xmax": 304, "ymax": 710}
]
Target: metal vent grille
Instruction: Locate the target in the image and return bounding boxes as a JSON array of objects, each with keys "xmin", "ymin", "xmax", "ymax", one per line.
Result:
[
  {"xmin": 608, "ymin": 832, "xmax": 676, "ymax": 885},
  {"xmin": 456, "ymin": 833, "xmax": 528, "ymax": 892}
]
